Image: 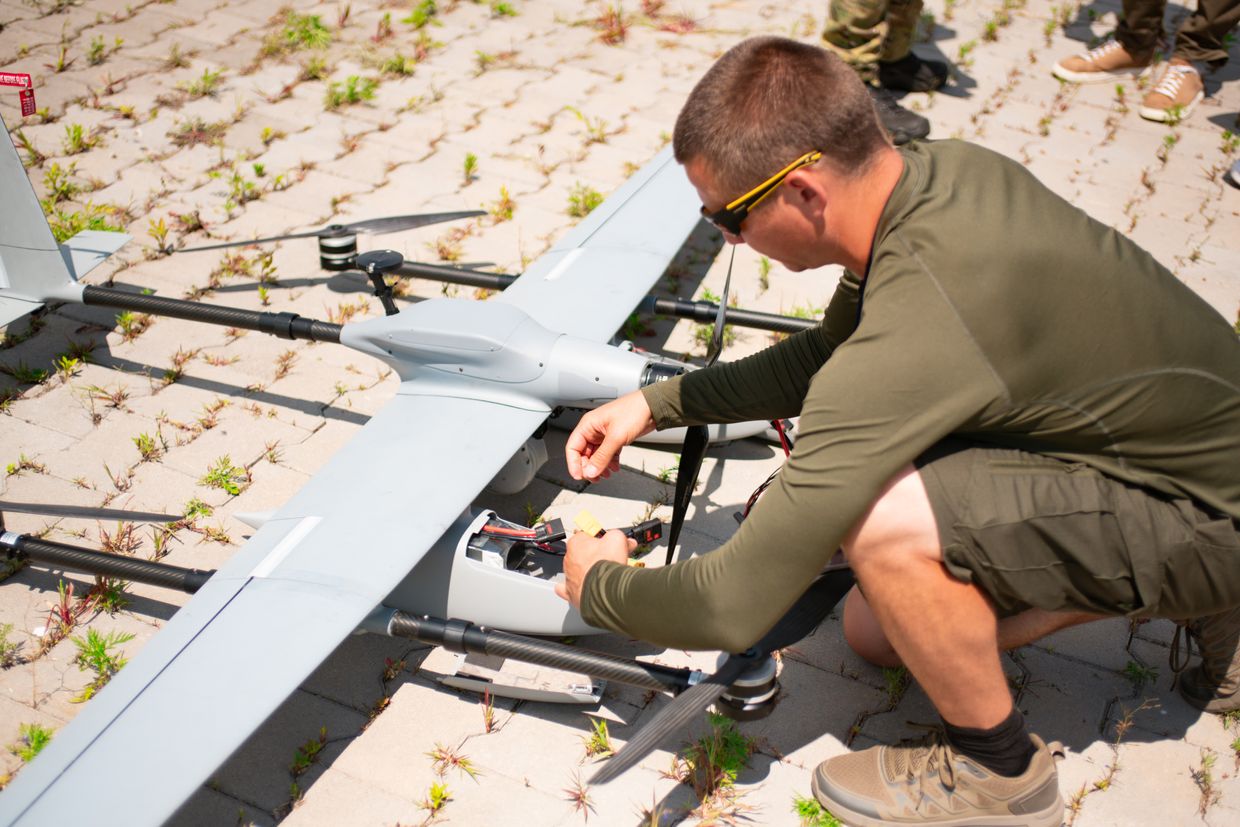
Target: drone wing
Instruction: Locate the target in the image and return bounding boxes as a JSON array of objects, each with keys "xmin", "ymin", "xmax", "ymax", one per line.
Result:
[
  {"xmin": 496, "ymin": 146, "xmax": 702, "ymax": 341},
  {"xmin": 0, "ymin": 391, "xmax": 548, "ymax": 826},
  {"xmin": 0, "ymin": 145, "xmax": 701, "ymax": 827}
]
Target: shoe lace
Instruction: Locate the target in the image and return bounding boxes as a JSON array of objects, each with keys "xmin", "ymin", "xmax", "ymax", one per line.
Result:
[
  {"xmin": 896, "ymin": 723, "xmax": 958, "ymax": 804},
  {"xmin": 1170, "ymin": 621, "xmax": 1197, "ymax": 689},
  {"xmin": 1083, "ymin": 39, "xmax": 1122, "ymax": 64},
  {"xmin": 1152, "ymin": 65, "xmax": 1195, "ymax": 98}
]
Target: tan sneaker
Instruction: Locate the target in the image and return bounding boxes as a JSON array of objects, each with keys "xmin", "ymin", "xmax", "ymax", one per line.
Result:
[
  {"xmin": 811, "ymin": 726, "xmax": 1065, "ymax": 826},
  {"xmin": 1052, "ymin": 38, "xmax": 1151, "ymax": 83},
  {"xmin": 1171, "ymin": 604, "xmax": 1240, "ymax": 713},
  {"xmin": 1139, "ymin": 60, "xmax": 1204, "ymax": 122}
]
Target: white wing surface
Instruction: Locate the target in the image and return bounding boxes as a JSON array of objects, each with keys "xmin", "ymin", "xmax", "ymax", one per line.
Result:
[
  {"xmin": 0, "ymin": 391, "xmax": 548, "ymax": 826},
  {"xmin": 496, "ymin": 146, "xmax": 702, "ymax": 341}
]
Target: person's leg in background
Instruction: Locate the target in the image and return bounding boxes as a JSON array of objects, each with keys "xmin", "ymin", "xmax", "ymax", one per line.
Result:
[
  {"xmin": 1140, "ymin": 0, "xmax": 1240, "ymax": 121},
  {"xmin": 1053, "ymin": 0, "xmax": 1164, "ymax": 83},
  {"xmin": 822, "ymin": 0, "xmax": 947, "ymax": 144}
]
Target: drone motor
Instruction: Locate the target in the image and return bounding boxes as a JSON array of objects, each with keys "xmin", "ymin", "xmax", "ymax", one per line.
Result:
[{"xmin": 318, "ymin": 227, "xmax": 359, "ymax": 271}]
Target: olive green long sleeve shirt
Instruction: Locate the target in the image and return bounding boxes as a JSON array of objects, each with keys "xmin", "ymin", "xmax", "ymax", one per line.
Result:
[{"xmin": 579, "ymin": 140, "xmax": 1240, "ymax": 653}]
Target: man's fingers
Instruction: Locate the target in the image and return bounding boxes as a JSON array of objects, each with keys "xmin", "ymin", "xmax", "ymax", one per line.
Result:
[
  {"xmin": 584, "ymin": 435, "xmax": 626, "ymax": 479},
  {"xmin": 554, "ymin": 581, "xmax": 568, "ymax": 601}
]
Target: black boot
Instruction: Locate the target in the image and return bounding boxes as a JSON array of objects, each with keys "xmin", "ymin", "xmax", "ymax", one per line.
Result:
[
  {"xmin": 867, "ymin": 86, "xmax": 930, "ymax": 145},
  {"xmin": 877, "ymin": 52, "xmax": 950, "ymax": 93}
]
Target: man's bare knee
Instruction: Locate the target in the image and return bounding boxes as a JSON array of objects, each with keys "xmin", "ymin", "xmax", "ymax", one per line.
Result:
[{"xmin": 842, "ymin": 586, "xmax": 905, "ymax": 668}]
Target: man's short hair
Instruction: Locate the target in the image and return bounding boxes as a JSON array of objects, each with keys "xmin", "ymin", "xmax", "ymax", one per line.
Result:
[{"xmin": 673, "ymin": 36, "xmax": 889, "ymax": 195}]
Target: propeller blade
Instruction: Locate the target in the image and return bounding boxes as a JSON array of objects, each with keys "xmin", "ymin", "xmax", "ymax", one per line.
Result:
[
  {"xmin": 591, "ymin": 569, "xmax": 856, "ymax": 785},
  {"xmin": 175, "ymin": 211, "xmax": 487, "ymax": 253},
  {"xmin": 704, "ymin": 246, "xmax": 735, "ymax": 368},
  {"xmin": 174, "ymin": 229, "xmax": 327, "ymax": 253},
  {"xmin": 348, "ymin": 210, "xmax": 486, "ymax": 235},
  {"xmin": 0, "ymin": 501, "xmax": 183, "ymax": 523},
  {"xmin": 664, "ymin": 424, "xmax": 709, "ymax": 566},
  {"xmin": 590, "ymin": 652, "xmax": 755, "ymax": 785}
]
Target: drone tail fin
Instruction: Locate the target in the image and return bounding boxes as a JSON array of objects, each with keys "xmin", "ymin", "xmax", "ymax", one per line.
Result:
[{"xmin": 0, "ymin": 115, "xmax": 129, "ymax": 327}]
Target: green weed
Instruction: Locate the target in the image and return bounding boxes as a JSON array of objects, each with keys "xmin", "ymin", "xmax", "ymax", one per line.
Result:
[
  {"xmin": 54, "ymin": 354, "xmax": 81, "ymax": 381},
  {"xmin": 179, "ymin": 67, "xmax": 223, "ymax": 98},
  {"xmin": 200, "ymin": 456, "xmax": 249, "ymax": 496},
  {"xmin": 290, "ymin": 726, "xmax": 327, "ymax": 776},
  {"xmin": 5, "ymin": 454, "xmax": 47, "ymax": 477},
  {"xmin": 677, "ymin": 713, "xmax": 755, "ymax": 800},
  {"xmin": 487, "ymin": 185, "xmax": 515, "ymax": 222},
  {"xmin": 421, "ymin": 780, "xmax": 451, "ymax": 813},
  {"xmin": 61, "ymin": 123, "xmax": 102, "ymax": 155},
  {"xmin": 169, "ymin": 117, "xmax": 228, "ymax": 148},
  {"xmin": 42, "ymin": 162, "xmax": 80, "ymax": 205},
  {"xmin": 324, "ymin": 76, "xmax": 378, "ymax": 110},
  {"xmin": 71, "ymin": 628, "xmax": 135, "ymax": 702},
  {"xmin": 10, "ymin": 723, "xmax": 52, "ymax": 763},
  {"xmin": 381, "ymin": 52, "xmax": 416, "ymax": 76},
  {"xmin": 567, "ymin": 182, "xmax": 603, "ymax": 217},
  {"xmin": 1122, "ymin": 660, "xmax": 1158, "ymax": 689},
  {"xmin": 793, "ymin": 794, "xmax": 843, "ymax": 826},
  {"xmin": 403, "ymin": 0, "xmax": 439, "ymax": 29},
  {"xmin": 133, "ymin": 431, "xmax": 164, "ymax": 462},
  {"xmin": 594, "ymin": 4, "xmax": 629, "ymax": 44},
  {"xmin": 115, "ymin": 310, "xmax": 153, "ymax": 343},
  {"xmin": 89, "ymin": 577, "xmax": 130, "ymax": 615},
  {"xmin": 463, "ymin": 152, "xmax": 478, "ymax": 185},
  {"xmin": 757, "ymin": 256, "xmax": 771, "ymax": 291},
  {"xmin": 428, "ymin": 742, "xmax": 480, "ymax": 779},
  {"xmin": 300, "ymin": 54, "xmax": 331, "ymax": 81},
  {"xmin": 0, "ymin": 362, "xmax": 49, "ymax": 385},
  {"xmin": 47, "ymin": 203, "xmax": 126, "ymax": 243},
  {"xmin": 164, "ymin": 43, "xmax": 192, "ymax": 70},
  {"xmin": 0, "ymin": 623, "xmax": 25, "ymax": 667},
  {"xmin": 271, "ymin": 11, "xmax": 332, "ymax": 53},
  {"xmin": 584, "ymin": 717, "xmax": 614, "ymax": 758}
]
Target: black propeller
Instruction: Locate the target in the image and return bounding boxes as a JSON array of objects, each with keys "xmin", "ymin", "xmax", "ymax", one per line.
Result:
[
  {"xmin": 172, "ymin": 210, "xmax": 487, "ymax": 254},
  {"xmin": 0, "ymin": 501, "xmax": 183, "ymax": 523},
  {"xmin": 590, "ymin": 567, "xmax": 856, "ymax": 784},
  {"xmin": 663, "ymin": 246, "xmax": 736, "ymax": 565}
]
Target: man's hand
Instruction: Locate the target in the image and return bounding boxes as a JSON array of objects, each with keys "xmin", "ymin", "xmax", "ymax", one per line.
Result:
[
  {"xmin": 554, "ymin": 530, "xmax": 637, "ymax": 609},
  {"xmin": 565, "ymin": 390, "xmax": 657, "ymax": 481}
]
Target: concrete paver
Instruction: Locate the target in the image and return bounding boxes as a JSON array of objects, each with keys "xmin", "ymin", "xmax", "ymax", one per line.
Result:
[{"xmin": 1, "ymin": 1, "xmax": 1239, "ymax": 826}]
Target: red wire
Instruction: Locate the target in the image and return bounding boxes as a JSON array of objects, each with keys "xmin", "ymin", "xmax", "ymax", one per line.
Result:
[{"xmin": 772, "ymin": 419, "xmax": 791, "ymax": 457}]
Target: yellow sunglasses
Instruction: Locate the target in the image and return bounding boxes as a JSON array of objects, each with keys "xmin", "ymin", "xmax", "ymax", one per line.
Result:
[{"xmin": 700, "ymin": 150, "xmax": 823, "ymax": 235}]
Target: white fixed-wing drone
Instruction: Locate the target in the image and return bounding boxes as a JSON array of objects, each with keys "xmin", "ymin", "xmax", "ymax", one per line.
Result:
[{"xmin": 0, "ymin": 117, "xmax": 853, "ymax": 823}]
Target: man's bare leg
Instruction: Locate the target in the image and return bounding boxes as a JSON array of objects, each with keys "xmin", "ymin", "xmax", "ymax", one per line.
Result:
[
  {"xmin": 841, "ymin": 463, "xmax": 1011, "ymax": 728},
  {"xmin": 843, "ymin": 586, "xmax": 1105, "ymax": 668}
]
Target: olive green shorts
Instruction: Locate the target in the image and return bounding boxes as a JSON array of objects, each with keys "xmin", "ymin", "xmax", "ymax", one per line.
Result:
[{"xmin": 915, "ymin": 439, "xmax": 1240, "ymax": 620}]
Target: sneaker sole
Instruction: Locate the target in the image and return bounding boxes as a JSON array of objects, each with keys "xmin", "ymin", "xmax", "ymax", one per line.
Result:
[
  {"xmin": 1051, "ymin": 63, "xmax": 1151, "ymax": 84},
  {"xmin": 1138, "ymin": 90, "xmax": 1204, "ymax": 122},
  {"xmin": 811, "ymin": 772, "xmax": 1066, "ymax": 827}
]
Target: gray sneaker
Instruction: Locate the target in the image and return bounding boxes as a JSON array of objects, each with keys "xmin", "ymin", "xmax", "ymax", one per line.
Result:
[
  {"xmin": 1172, "ymin": 604, "xmax": 1240, "ymax": 713},
  {"xmin": 811, "ymin": 726, "xmax": 1064, "ymax": 826}
]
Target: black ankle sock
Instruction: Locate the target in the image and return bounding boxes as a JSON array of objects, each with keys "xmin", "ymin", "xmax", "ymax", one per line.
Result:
[{"xmin": 942, "ymin": 707, "xmax": 1036, "ymax": 777}]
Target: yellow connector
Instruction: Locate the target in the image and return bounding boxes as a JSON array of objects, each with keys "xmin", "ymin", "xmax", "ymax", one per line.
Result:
[{"xmin": 573, "ymin": 510, "xmax": 606, "ymax": 538}]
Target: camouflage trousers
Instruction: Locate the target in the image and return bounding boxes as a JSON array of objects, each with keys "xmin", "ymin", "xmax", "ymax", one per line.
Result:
[{"xmin": 822, "ymin": 0, "xmax": 924, "ymax": 79}]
